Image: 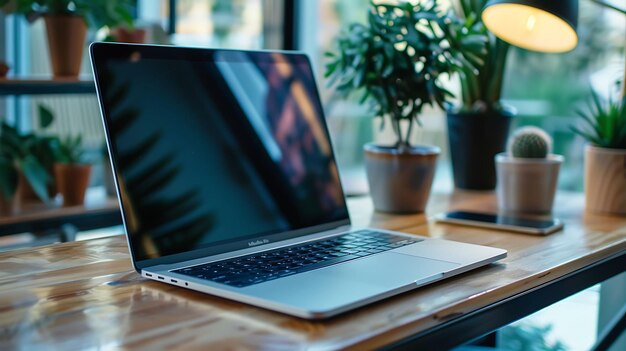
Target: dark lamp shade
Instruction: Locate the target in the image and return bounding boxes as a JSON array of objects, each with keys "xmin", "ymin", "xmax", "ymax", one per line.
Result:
[{"xmin": 482, "ymin": 0, "xmax": 579, "ymax": 53}]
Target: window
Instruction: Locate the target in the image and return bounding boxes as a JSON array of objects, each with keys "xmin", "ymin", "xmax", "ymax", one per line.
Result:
[
  {"xmin": 137, "ymin": 0, "xmax": 288, "ymax": 49},
  {"xmin": 299, "ymin": 0, "xmax": 625, "ymax": 194}
]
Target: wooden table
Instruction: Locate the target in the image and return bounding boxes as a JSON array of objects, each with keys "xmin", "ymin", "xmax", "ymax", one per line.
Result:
[{"xmin": 1, "ymin": 191, "xmax": 625, "ymax": 350}]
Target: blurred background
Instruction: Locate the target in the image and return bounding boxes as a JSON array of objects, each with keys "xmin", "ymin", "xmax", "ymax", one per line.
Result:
[
  {"xmin": 0, "ymin": 1, "xmax": 624, "ymax": 350},
  {"xmin": 1, "ymin": 0, "xmax": 624, "ymax": 197}
]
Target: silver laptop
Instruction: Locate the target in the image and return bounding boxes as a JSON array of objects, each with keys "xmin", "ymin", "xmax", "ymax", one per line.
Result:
[{"xmin": 90, "ymin": 43, "xmax": 506, "ymax": 319}]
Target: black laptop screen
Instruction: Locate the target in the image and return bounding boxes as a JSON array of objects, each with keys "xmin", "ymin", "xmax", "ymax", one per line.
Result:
[{"xmin": 92, "ymin": 44, "xmax": 349, "ymax": 266}]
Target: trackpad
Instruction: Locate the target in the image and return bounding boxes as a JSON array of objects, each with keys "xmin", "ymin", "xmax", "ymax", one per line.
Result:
[
  {"xmin": 325, "ymin": 252, "xmax": 461, "ymax": 286},
  {"xmin": 244, "ymin": 252, "xmax": 460, "ymax": 312}
]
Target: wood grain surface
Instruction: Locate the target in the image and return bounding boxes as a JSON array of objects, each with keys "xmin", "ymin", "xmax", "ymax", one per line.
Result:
[{"xmin": 1, "ymin": 191, "xmax": 625, "ymax": 350}]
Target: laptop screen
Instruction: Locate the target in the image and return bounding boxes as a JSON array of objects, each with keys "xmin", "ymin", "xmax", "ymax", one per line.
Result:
[{"xmin": 91, "ymin": 44, "xmax": 349, "ymax": 268}]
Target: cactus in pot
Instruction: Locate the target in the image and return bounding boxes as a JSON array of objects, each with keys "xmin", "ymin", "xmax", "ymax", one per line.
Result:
[
  {"xmin": 496, "ymin": 127, "xmax": 563, "ymax": 215},
  {"xmin": 508, "ymin": 127, "xmax": 552, "ymax": 159}
]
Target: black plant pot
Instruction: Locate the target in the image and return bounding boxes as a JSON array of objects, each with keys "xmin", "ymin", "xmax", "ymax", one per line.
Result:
[{"xmin": 447, "ymin": 109, "xmax": 513, "ymax": 190}]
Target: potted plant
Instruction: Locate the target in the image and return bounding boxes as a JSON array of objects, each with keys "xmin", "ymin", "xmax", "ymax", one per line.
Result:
[
  {"xmin": 109, "ymin": 26, "xmax": 146, "ymax": 44},
  {"xmin": 0, "ymin": 0, "xmax": 134, "ymax": 78},
  {"xmin": 325, "ymin": 1, "xmax": 482, "ymax": 213},
  {"xmin": 0, "ymin": 105, "xmax": 58, "ymax": 212},
  {"xmin": 572, "ymin": 91, "xmax": 626, "ymax": 215},
  {"xmin": 496, "ymin": 127, "xmax": 563, "ymax": 214},
  {"xmin": 446, "ymin": 0, "xmax": 514, "ymax": 190},
  {"xmin": 53, "ymin": 135, "xmax": 91, "ymax": 206},
  {"xmin": 0, "ymin": 61, "xmax": 9, "ymax": 77}
]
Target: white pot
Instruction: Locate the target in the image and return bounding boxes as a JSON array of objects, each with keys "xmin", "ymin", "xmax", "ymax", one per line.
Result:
[
  {"xmin": 496, "ymin": 153, "xmax": 563, "ymax": 214},
  {"xmin": 584, "ymin": 145, "xmax": 626, "ymax": 215}
]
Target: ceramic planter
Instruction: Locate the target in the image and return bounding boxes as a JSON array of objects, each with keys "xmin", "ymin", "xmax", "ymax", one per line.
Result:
[
  {"xmin": 447, "ymin": 109, "xmax": 513, "ymax": 190},
  {"xmin": 0, "ymin": 61, "xmax": 8, "ymax": 77},
  {"xmin": 16, "ymin": 171, "xmax": 41, "ymax": 202},
  {"xmin": 0, "ymin": 194, "xmax": 11, "ymax": 215},
  {"xmin": 0, "ymin": 177, "xmax": 31, "ymax": 215},
  {"xmin": 584, "ymin": 145, "xmax": 626, "ymax": 215},
  {"xmin": 44, "ymin": 15, "xmax": 87, "ymax": 78},
  {"xmin": 496, "ymin": 153, "xmax": 563, "ymax": 214},
  {"xmin": 364, "ymin": 143, "xmax": 439, "ymax": 213},
  {"xmin": 112, "ymin": 27, "xmax": 147, "ymax": 43},
  {"xmin": 54, "ymin": 163, "xmax": 92, "ymax": 207},
  {"xmin": 12, "ymin": 169, "xmax": 57, "ymax": 208}
]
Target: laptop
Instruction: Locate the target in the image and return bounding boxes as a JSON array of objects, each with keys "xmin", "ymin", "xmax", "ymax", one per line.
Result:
[{"xmin": 90, "ymin": 43, "xmax": 506, "ymax": 319}]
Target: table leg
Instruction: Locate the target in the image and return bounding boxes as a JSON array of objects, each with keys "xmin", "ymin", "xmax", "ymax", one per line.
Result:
[{"xmin": 60, "ymin": 224, "xmax": 78, "ymax": 242}]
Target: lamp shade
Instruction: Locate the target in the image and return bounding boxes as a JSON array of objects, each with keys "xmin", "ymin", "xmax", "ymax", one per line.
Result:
[{"xmin": 482, "ymin": 0, "xmax": 579, "ymax": 53}]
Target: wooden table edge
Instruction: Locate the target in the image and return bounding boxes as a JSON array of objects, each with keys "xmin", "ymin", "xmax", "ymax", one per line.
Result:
[{"xmin": 344, "ymin": 240, "xmax": 626, "ymax": 350}]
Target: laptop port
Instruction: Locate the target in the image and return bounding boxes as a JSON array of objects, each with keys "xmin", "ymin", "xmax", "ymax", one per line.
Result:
[
  {"xmin": 157, "ymin": 276, "xmax": 164, "ymax": 280},
  {"xmin": 171, "ymin": 279, "xmax": 178, "ymax": 283}
]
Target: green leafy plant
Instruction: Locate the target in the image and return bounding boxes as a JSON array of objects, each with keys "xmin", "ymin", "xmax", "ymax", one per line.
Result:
[
  {"xmin": 450, "ymin": 0, "xmax": 510, "ymax": 112},
  {"xmin": 0, "ymin": 105, "xmax": 59, "ymax": 202},
  {"xmin": 325, "ymin": 0, "xmax": 486, "ymax": 147},
  {"xmin": 508, "ymin": 126, "xmax": 552, "ymax": 158},
  {"xmin": 53, "ymin": 135, "xmax": 86, "ymax": 164},
  {"xmin": 572, "ymin": 91, "xmax": 626, "ymax": 149},
  {"xmin": 0, "ymin": 0, "xmax": 134, "ymax": 30}
]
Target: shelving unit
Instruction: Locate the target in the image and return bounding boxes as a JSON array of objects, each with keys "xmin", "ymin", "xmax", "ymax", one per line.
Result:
[
  {"xmin": 0, "ymin": 77, "xmax": 96, "ymax": 95},
  {"xmin": 0, "ymin": 77, "xmax": 122, "ymax": 242},
  {"xmin": 0, "ymin": 190, "xmax": 122, "ymax": 240}
]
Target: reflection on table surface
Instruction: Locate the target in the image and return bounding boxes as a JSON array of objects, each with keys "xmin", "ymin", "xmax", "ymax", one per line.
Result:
[{"xmin": 0, "ymin": 191, "xmax": 624, "ymax": 349}]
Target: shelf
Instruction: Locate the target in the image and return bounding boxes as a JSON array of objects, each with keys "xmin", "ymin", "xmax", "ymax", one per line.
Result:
[
  {"xmin": 0, "ymin": 77, "xmax": 96, "ymax": 96},
  {"xmin": 0, "ymin": 187, "xmax": 122, "ymax": 236}
]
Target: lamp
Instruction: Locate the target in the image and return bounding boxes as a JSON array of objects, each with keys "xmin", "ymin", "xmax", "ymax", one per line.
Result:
[
  {"xmin": 482, "ymin": 0, "xmax": 579, "ymax": 53},
  {"xmin": 482, "ymin": 0, "xmax": 626, "ymax": 96}
]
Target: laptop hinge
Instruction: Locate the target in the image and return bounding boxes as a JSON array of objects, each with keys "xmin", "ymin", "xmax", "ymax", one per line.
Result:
[{"xmin": 147, "ymin": 224, "xmax": 354, "ymax": 273}]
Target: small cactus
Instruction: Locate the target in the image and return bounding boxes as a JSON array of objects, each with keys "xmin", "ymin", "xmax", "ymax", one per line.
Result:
[{"xmin": 508, "ymin": 126, "xmax": 552, "ymax": 158}]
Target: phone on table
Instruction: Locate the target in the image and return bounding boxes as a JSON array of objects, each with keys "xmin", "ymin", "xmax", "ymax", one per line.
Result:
[{"xmin": 435, "ymin": 211, "xmax": 564, "ymax": 235}]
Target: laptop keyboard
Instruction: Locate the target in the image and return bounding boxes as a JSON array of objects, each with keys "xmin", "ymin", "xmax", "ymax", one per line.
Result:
[{"xmin": 171, "ymin": 230, "xmax": 422, "ymax": 288}]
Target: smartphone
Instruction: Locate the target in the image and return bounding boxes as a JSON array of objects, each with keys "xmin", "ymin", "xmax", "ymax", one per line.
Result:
[{"xmin": 435, "ymin": 211, "xmax": 564, "ymax": 235}]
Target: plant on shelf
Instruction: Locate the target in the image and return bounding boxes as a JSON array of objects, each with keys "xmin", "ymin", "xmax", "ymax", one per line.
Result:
[
  {"xmin": 0, "ymin": 0, "xmax": 134, "ymax": 28},
  {"xmin": 496, "ymin": 127, "xmax": 563, "ymax": 214},
  {"xmin": 0, "ymin": 0, "xmax": 134, "ymax": 77},
  {"xmin": 445, "ymin": 0, "xmax": 515, "ymax": 190},
  {"xmin": 0, "ymin": 105, "xmax": 59, "ymax": 213},
  {"xmin": 572, "ymin": 89, "xmax": 626, "ymax": 215},
  {"xmin": 54, "ymin": 135, "xmax": 86, "ymax": 164},
  {"xmin": 325, "ymin": 0, "xmax": 484, "ymax": 213},
  {"xmin": 52, "ymin": 134, "xmax": 92, "ymax": 207}
]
